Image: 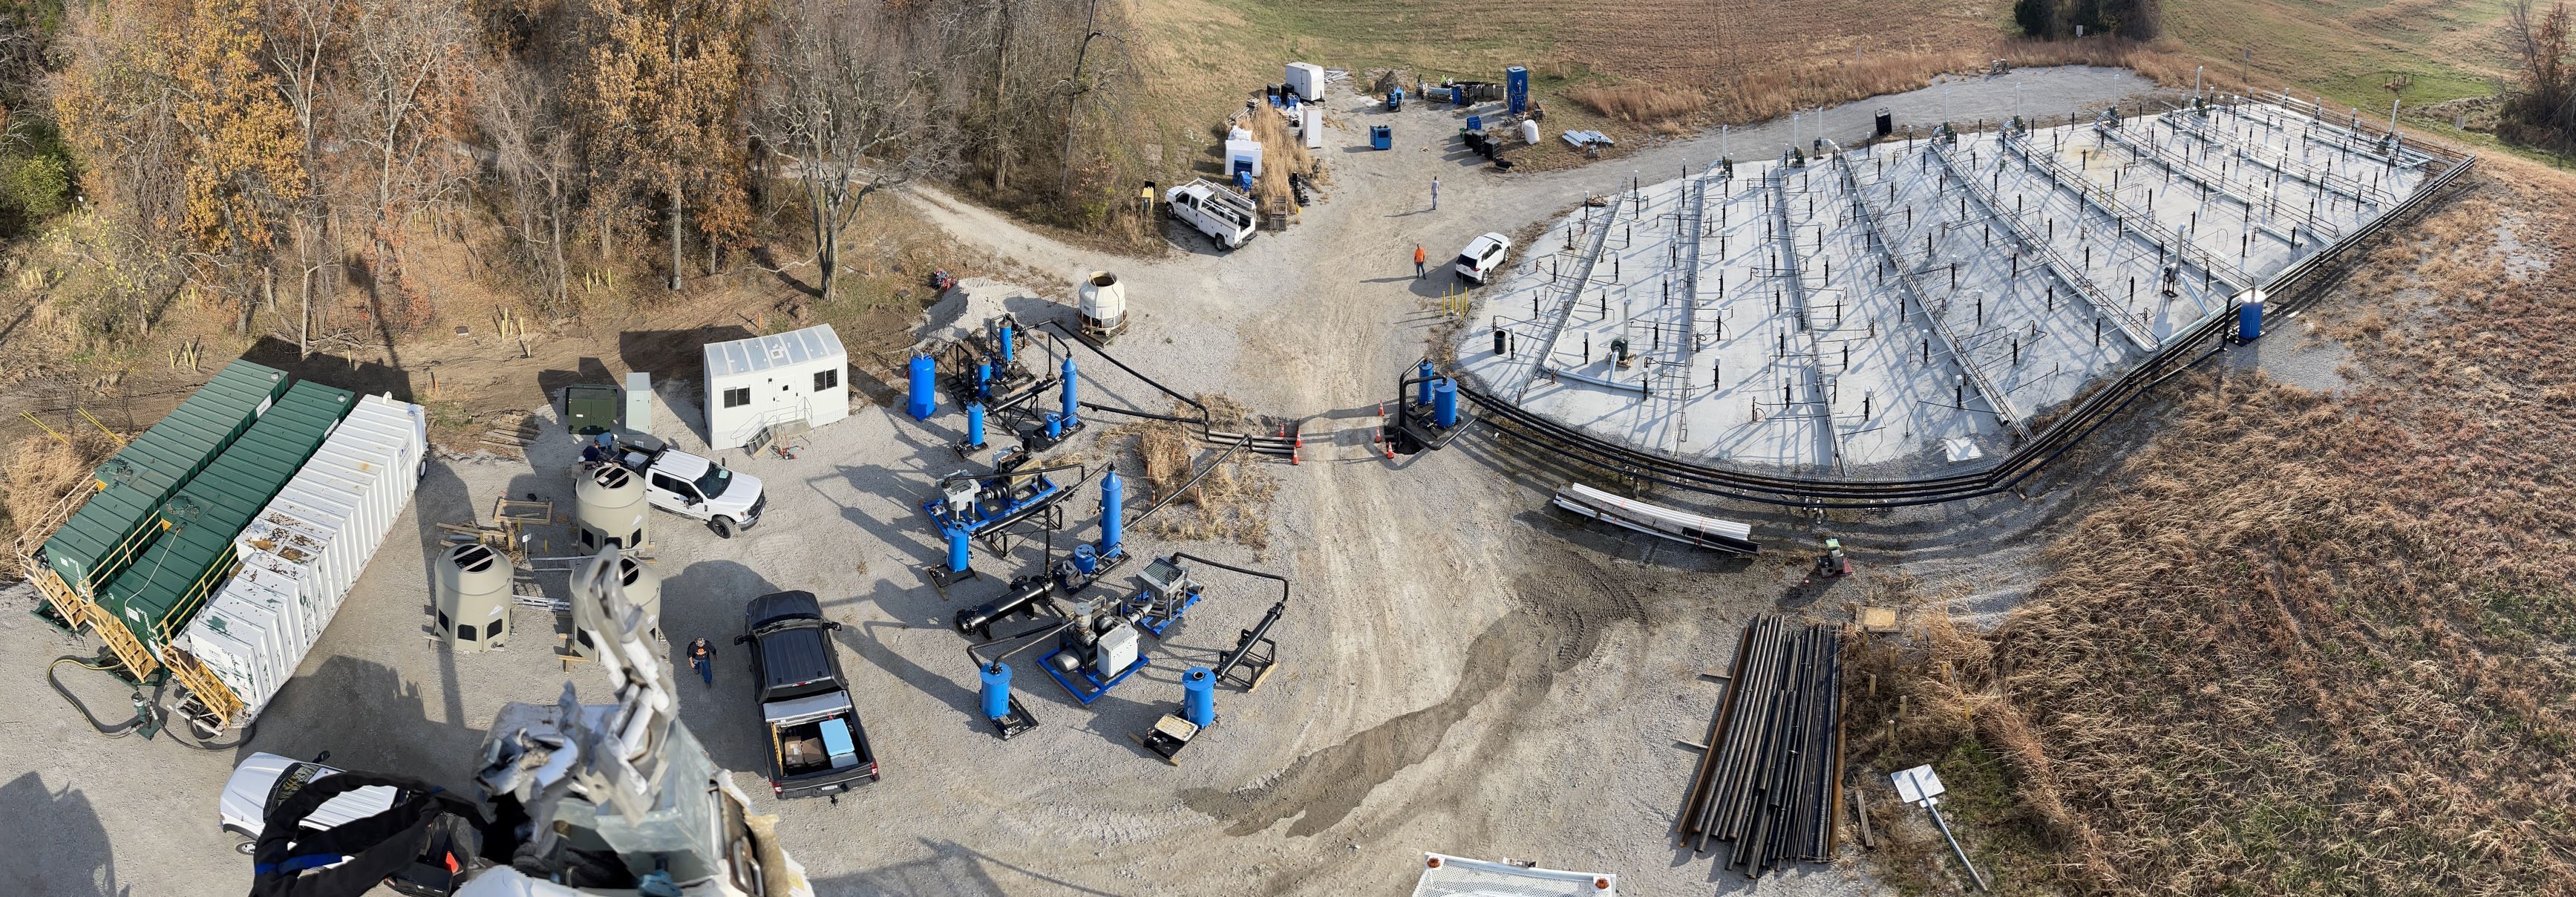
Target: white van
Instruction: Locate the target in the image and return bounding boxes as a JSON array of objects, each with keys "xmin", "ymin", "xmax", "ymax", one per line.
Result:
[
  {"xmin": 1166, "ymin": 178, "xmax": 1259, "ymax": 250},
  {"xmin": 1454, "ymin": 232, "xmax": 1513, "ymax": 284}
]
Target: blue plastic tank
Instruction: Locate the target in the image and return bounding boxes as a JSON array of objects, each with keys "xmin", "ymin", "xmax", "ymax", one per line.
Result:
[
  {"xmin": 1416, "ymin": 360, "xmax": 1436, "ymax": 405},
  {"xmin": 2237, "ymin": 297, "xmax": 2264, "ymax": 342},
  {"xmin": 1183, "ymin": 667, "xmax": 1216, "ymax": 728},
  {"xmin": 1073, "ymin": 543, "xmax": 1099, "ymax": 575},
  {"xmin": 1060, "ymin": 356, "xmax": 1079, "ymax": 425},
  {"xmin": 1433, "ymin": 377, "xmax": 1459, "ymax": 428},
  {"xmin": 947, "ymin": 528, "xmax": 971, "ymax": 573},
  {"xmin": 1099, "ymin": 466, "xmax": 1124, "ymax": 559},
  {"xmin": 980, "ymin": 662, "xmax": 1013, "ymax": 720},
  {"xmin": 1450, "ymin": 85, "xmax": 1463, "ymax": 105},
  {"xmin": 1467, "ymin": 114, "xmax": 1482, "ymax": 131},
  {"xmin": 906, "ymin": 353, "xmax": 937, "ymax": 420},
  {"xmin": 967, "ymin": 402, "xmax": 986, "ymax": 446}
]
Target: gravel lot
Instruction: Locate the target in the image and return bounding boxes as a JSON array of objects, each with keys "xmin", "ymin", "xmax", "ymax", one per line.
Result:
[{"xmin": 0, "ymin": 68, "xmax": 2163, "ymax": 896}]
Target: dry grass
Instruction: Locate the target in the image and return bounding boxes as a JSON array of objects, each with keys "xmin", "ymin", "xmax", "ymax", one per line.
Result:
[
  {"xmin": 1573, "ymin": 39, "xmax": 2221, "ymax": 128},
  {"xmin": 1235, "ymin": 106, "xmax": 1316, "ymax": 211},
  {"xmin": 1851, "ymin": 167, "xmax": 2576, "ymax": 894},
  {"xmin": 1, "ymin": 431, "xmax": 119, "ymax": 569},
  {"xmin": 1100, "ymin": 394, "xmax": 1278, "ymax": 549}
]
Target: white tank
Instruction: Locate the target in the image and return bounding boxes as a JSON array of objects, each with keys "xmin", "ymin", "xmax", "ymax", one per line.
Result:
[
  {"xmin": 1523, "ymin": 119, "xmax": 1542, "ymax": 145},
  {"xmin": 570, "ymin": 553, "xmax": 663, "ymax": 659},
  {"xmin": 1079, "ymin": 271, "xmax": 1128, "ymax": 336},
  {"xmin": 575, "ymin": 463, "xmax": 652, "ymax": 552},
  {"xmin": 435, "ymin": 543, "xmax": 513, "ymax": 652}
]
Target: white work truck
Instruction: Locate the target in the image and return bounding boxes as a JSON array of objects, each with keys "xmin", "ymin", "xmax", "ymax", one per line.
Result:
[
  {"xmin": 1165, "ymin": 178, "xmax": 1259, "ymax": 250},
  {"xmin": 610, "ymin": 437, "xmax": 768, "ymax": 538}
]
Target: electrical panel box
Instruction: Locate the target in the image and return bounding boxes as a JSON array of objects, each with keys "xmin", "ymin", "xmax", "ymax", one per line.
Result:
[{"xmin": 1095, "ymin": 624, "xmax": 1140, "ymax": 677}]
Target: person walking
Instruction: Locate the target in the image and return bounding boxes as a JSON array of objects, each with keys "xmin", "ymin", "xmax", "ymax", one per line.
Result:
[
  {"xmin": 1413, "ymin": 244, "xmax": 1428, "ymax": 278},
  {"xmin": 1430, "ymin": 177, "xmax": 1440, "ymax": 211},
  {"xmin": 688, "ymin": 637, "xmax": 716, "ymax": 687}
]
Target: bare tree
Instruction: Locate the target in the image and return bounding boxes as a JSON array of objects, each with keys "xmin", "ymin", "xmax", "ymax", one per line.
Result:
[
  {"xmin": 344, "ymin": 0, "xmax": 472, "ymax": 348},
  {"xmin": 261, "ymin": 0, "xmax": 346, "ymax": 358},
  {"xmin": 481, "ymin": 58, "xmax": 577, "ymax": 311},
  {"xmin": 753, "ymin": 0, "xmax": 950, "ymax": 304}
]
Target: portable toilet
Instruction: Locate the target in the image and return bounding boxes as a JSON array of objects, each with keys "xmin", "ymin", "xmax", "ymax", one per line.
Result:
[
  {"xmin": 434, "ymin": 543, "xmax": 512, "ymax": 652},
  {"xmin": 569, "ymin": 552, "xmax": 662, "ymax": 660},
  {"xmin": 1506, "ymin": 66, "xmax": 1530, "ymax": 114}
]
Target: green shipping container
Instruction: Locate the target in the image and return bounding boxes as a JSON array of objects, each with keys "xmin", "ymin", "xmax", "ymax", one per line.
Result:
[
  {"xmin": 42, "ymin": 359, "xmax": 290, "ymax": 594},
  {"xmin": 97, "ymin": 379, "xmax": 355, "ymax": 653}
]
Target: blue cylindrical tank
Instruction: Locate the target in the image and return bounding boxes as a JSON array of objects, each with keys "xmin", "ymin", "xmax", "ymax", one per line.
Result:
[
  {"xmin": 1450, "ymin": 85, "xmax": 1464, "ymax": 105},
  {"xmin": 947, "ymin": 528, "xmax": 971, "ymax": 573},
  {"xmin": 1433, "ymin": 377, "xmax": 1459, "ymax": 428},
  {"xmin": 980, "ymin": 662, "xmax": 1013, "ymax": 720},
  {"xmin": 1073, "ymin": 543, "xmax": 1099, "ymax": 575},
  {"xmin": 1416, "ymin": 360, "xmax": 1436, "ymax": 405},
  {"xmin": 1045, "ymin": 411, "xmax": 1064, "ymax": 440},
  {"xmin": 998, "ymin": 324, "xmax": 1015, "ymax": 364},
  {"xmin": 2237, "ymin": 297, "xmax": 2264, "ymax": 342},
  {"xmin": 1183, "ymin": 667, "xmax": 1216, "ymax": 728},
  {"xmin": 906, "ymin": 353, "xmax": 937, "ymax": 420},
  {"xmin": 1059, "ymin": 356, "xmax": 1079, "ymax": 426},
  {"xmin": 976, "ymin": 362, "xmax": 993, "ymax": 397},
  {"xmin": 967, "ymin": 402, "xmax": 987, "ymax": 446},
  {"xmin": 1099, "ymin": 466, "xmax": 1124, "ymax": 559}
]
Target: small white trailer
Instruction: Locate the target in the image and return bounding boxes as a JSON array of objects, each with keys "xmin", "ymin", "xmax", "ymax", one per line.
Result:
[
  {"xmin": 1552, "ymin": 483, "xmax": 1759, "ymax": 554},
  {"xmin": 1166, "ymin": 178, "xmax": 1259, "ymax": 249},
  {"xmin": 703, "ymin": 324, "xmax": 850, "ymax": 451},
  {"xmin": 176, "ymin": 394, "xmax": 428, "ymax": 727},
  {"xmin": 1284, "ymin": 62, "xmax": 1327, "ymax": 102}
]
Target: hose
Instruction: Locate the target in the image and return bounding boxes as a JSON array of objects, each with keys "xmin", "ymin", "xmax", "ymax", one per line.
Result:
[{"xmin": 47, "ymin": 653, "xmax": 150, "ymax": 738}]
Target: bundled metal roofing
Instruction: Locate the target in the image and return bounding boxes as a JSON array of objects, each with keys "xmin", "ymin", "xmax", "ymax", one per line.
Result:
[
  {"xmin": 43, "ymin": 359, "xmax": 290, "ymax": 593},
  {"xmin": 97, "ymin": 379, "xmax": 354, "ymax": 653},
  {"xmin": 703, "ymin": 324, "xmax": 843, "ymax": 377}
]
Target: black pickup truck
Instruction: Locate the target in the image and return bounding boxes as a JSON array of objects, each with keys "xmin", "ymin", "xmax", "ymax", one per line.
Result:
[{"xmin": 739, "ymin": 590, "xmax": 879, "ymax": 799}]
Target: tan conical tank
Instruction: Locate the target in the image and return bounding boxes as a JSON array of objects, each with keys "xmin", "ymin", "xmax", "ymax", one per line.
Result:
[
  {"xmin": 569, "ymin": 552, "xmax": 663, "ymax": 659},
  {"xmin": 574, "ymin": 463, "xmax": 652, "ymax": 552},
  {"xmin": 434, "ymin": 543, "xmax": 512, "ymax": 652}
]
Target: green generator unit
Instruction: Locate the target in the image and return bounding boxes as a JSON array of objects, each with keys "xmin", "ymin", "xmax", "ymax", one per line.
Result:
[
  {"xmin": 41, "ymin": 360, "xmax": 290, "ymax": 597},
  {"xmin": 95, "ymin": 380, "xmax": 355, "ymax": 656}
]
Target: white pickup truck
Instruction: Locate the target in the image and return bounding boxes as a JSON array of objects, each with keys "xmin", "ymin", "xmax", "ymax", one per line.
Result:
[
  {"xmin": 609, "ymin": 437, "xmax": 768, "ymax": 538},
  {"xmin": 1165, "ymin": 178, "xmax": 1259, "ymax": 250}
]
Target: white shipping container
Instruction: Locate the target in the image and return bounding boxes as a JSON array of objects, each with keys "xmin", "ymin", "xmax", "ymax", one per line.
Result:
[{"xmin": 177, "ymin": 394, "xmax": 427, "ymax": 725}]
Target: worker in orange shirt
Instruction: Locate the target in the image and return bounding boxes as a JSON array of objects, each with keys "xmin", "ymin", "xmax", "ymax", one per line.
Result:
[{"xmin": 1414, "ymin": 244, "xmax": 1428, "ymax": 279}]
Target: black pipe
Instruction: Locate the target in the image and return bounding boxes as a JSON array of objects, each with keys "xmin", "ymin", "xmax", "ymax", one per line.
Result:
[
  {"xmin": 965, "ymin": 618, "xmax": 1074, "ymax": 673},
  {"xmin": 48, "ymin": 653, "xmax": 155, "ymax": 738},
  {"xmin": 1042, "ymin": 319, "xmax": 1209, "ymax": 421},
  {"xmin": 1212, "ymin": 600, "xmax": 1287, "ymax": 683},
  {"xmin": 953, "ymin": 575, "xmax": 1056, "ymax": 638}
]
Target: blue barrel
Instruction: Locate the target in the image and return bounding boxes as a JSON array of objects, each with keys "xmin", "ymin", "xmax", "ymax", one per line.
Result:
[
  {"xmin": 2237, "ymin": 297, "xmax": 2264, "ymax": 342},
  {"xmin": 1416, "ymin": 360, "xmax": 1436, "ymax": 405},
  {"xmin": 998, "ymin": 324, "xmax": 1015, "ymax": 364},
  {"xmin": 1433, "ymin": 377, "xmax": 1459, "ymax": 428},
  {"xmin": 976, "ymin": 362, "xmax": 992, "ymax": 397},
  {"xmin": 947, "ymin": 527, "xmax": 971, "ymax": 573},
  {"xmin": 1450, "ymin": 85, "xmax": 1463, "ymax": 105},
  {"xmin": 906, "ymin": 353, "xmax": 937, "ymax": 420},
  {"xmin": 1183, "ymin": 667, "xmax": 1216, "ymax": 728},
  {"xmin": 1099, "ymin": 466, "xmax": 1124, "ymax": 559},
  {"xmin": 967, "ymin": 402, "xmax": 987, "ymax": 446},
  {"xmin": 980, "ymin": 662, "xmax": 1013, "ymax": 720},
  {"xmin": 1073, "ymin": 543, "xmax": 1099, "ymax": 575},
  {"xmin": 1059, "ymin": 356, "xmax": 1079, "ymax": 425}
]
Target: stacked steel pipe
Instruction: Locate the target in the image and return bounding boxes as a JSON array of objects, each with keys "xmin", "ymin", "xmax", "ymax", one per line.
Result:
[{"xmin": 1676, "ymin": 614, "xmax": 1845, "ymax": 877}]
